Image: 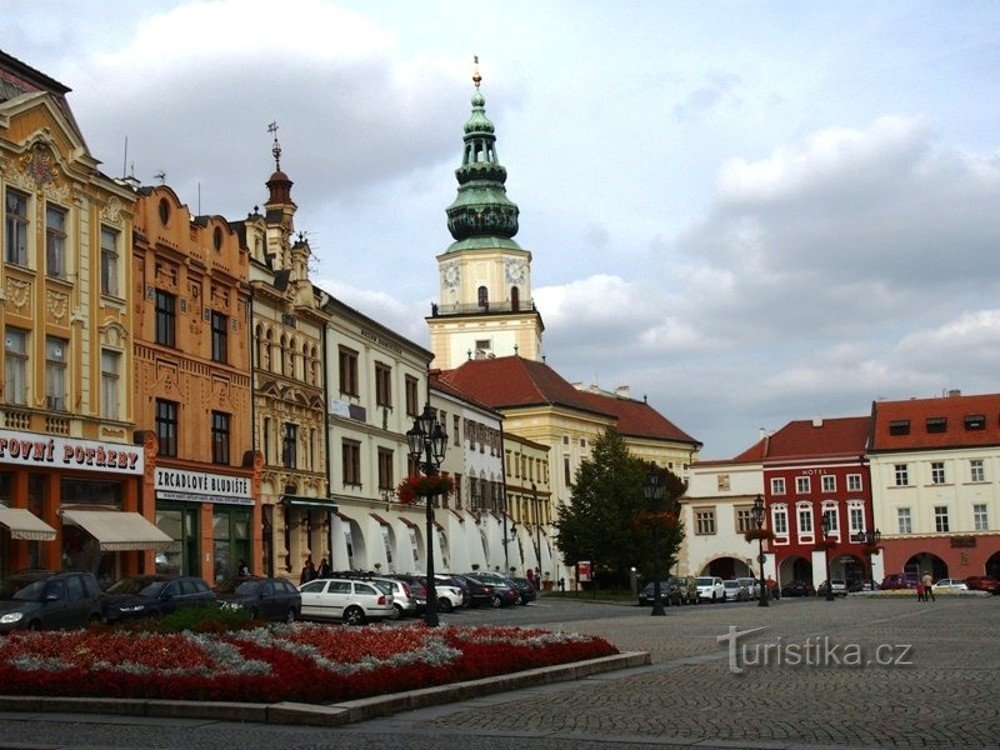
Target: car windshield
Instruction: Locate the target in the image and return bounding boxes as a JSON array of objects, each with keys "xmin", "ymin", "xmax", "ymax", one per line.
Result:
[
  {"xmin": 372, "ymin": 581, "xmax": 393, "ymax": 594},
  {"xmin": 106, "ymin": 577, "xmax": 167, "ymax": 597},
  {"xmin": 234, "ymin": 581, "xmax": 261, "ymax": 595},
  {"xmin": 724, "ymin": 581, "xmax": 739, "ymax": 588},
  {"xmin": 695, "ymin": 577, "xmax": 715, "ymax": 586}
]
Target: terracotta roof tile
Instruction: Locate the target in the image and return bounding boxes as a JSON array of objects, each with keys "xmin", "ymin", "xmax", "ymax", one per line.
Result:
[
  {"xmin": 761, "ymin": 416, "xmax": 871, "ymax": 460},
  {"xmin": 574, "ymin": 391, "xmax": 700, "ymax": 445},
  {"xmin": 870, "ymin": 392, "xmax": 1000, "ymax": 451}
]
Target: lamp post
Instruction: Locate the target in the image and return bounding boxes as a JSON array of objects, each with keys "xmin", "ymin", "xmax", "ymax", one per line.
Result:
[
  {"xmin": 644, "ymin": 466, "xmax": 666, "ymax": 617},
  {"xmin": 751, "ymin": 494, "xmax": 769, "ymax": 607},
  {"xmin": 864, "ymin": 528, "xmax": 882, "ymax": 591},
  {"xmin": 406, "ymin": 403, "xmax": 447, "ymax": 627},
  {"xmin": 531, "ymin": 482, "xmax": 542, "ymax": 578},
  {"xmin": 820, "ymin": 513, "xmax": 835, "ymax": 602}
]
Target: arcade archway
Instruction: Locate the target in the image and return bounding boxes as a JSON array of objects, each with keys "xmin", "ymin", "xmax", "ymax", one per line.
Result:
[{"xmin": 904, "ymin": 552, "xmax": 947, "ymax": 580}]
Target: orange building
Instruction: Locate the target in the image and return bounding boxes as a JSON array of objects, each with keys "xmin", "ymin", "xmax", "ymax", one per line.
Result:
[
  {"xmin": 0, "ymin": 51, "xmax": 160, "ymax": 585},
  {"xmin": 132, "ymin": 185, "xmax": 260, "ymax": 583}
]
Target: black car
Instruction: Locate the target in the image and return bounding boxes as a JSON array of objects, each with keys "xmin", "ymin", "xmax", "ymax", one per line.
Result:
[
  {"xmin": 780, "ymin": 580, "xmax": 814, "ymax": 598},
  {"xmin": 0, "ymin": 570, "xmax": 102, "ymax": 633},
  {"xmin": 509, "ymin": 577, "xmax": 537, "ymax": 605},
  {"xmin": 450, "ymin": 574, "xmax": 498, "ymax": 608},
  {"xmin": 101, "ymin": 575, "xmax": 216, "ymax": 623},
  {"xmin": 215, "ymin": 577, "xmax": 301, "ymax": 622},
  {"xmin": 638, "ymin": 580, "xmax": 680, "ymax": 606}
]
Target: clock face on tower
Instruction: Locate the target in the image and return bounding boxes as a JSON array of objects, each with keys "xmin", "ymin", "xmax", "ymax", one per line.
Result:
[
  {"xmin": 442, "ymin": 261, "xmax": 461, "ymax": 289},
  {"xmin": 505, "ymin": 258, "xmax": 526, "ymax": 284}
]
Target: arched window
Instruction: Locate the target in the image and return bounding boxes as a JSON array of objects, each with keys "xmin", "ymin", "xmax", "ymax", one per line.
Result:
[
  {"xmin": 279, "ymin": 335, "xmax": 287, "ymax": 375},
  {"xmin": 478, "ymin": 285, "xmax": 488, "ymax": 308},
  {"xmin": 510, "ymin": 286, "xmax": 520, "ymax": 311},
  {"xmin": 310, "ymin": 346, "xmax": 319, "ymax": 385},
  {"xmin": 264, "ymin": 329, "xmax": 273, "ymax": 371}
]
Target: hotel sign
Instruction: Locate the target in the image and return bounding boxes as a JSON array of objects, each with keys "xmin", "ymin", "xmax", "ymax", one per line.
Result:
[
  {"xmin": 0, "ymin": 430, "xmax": 143, "ymax": 475},
  {"xmin": 155, "ymin": 467, "xmax": 253, "ymax": 506}
]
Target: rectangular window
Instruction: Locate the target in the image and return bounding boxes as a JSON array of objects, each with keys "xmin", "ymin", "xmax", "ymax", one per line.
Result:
[
  {"xmin": 44, "ymin": 337, "xmax": 67, "ymax": 411},
  {"xmin": 822, "ymin": 507, "xmax": 839, "ymax": 534},
  {"xmin": 5, "ymin": 189, "xmax": 28, "ymax": 266},
  {"xmin": 342, "ymin": 440, "xmax": 361, "ymax": 485},
  {"xmin": 695, "ymin": 509, "xmax": 716, "ymax": 535},
  {"xmin": 377, "ymin": 448, "xmax": 394, "ymax": 491},
  {"xmin": 821, "ymin": 475, "xmax": 836, "ymax": 493},
  {"xmin": 282, "ymin": 423, "xmax": 298, "ymax": 469},
  {"xmin": 100, "ymin": 227, "xmax": 119, "ymax": 296},
  {"xmin": 973, "ymin": 504, "xmax": 988, "ymax": 532},
  {"xmin": 563, "ymin": 456, "xmax": 571, "ymax": 486},
  {"xmin": 771, "ymin": 477, "xmax": 786, "ymax": 495},
  {"xmin": 735, "ymin": 506, "xmax": 754, "ymax": 533},
  {"xmin": 210, "ymin": 311, "xmax": 228, "ymax": 363},
  {"xmin": 934, "ymin": 506, "xmax": 949, "ymax": 533},
  {"xmin": 211, "ymin": 411, "xmax": 230, "ymax": 465},
  {"xmin": 375, "ymin": 362, "xmax": 392, "ymax": 407},
  {"xmin": 405, "ymin": 375, "xmax": 419, "ymax": 416},
  {"xmin": 100, "ymin": 350, "xmax": 120, "ymax": 420},
  {"xmin": 894, "ymin": 464, "xmax": 909, "ymax": 487},
  {"xmin": 772, "ymin": 507, "xmax": 788, "ymax": 535},
  {"xmin": 970, "ymin": 459, "xmax": 985, "ymax": 483},
  {"xmin": 897, "ymin": 507, "xmax": 912, "ymax": 534},
  {"xmin": 931, "ymin": 462, "xmax": 946, "ymax": 485},
  {"xmin": 262, "ymin": 417, "xmax": 271, "ymax": 464},
  {"xmin": 156, "ymin": 399, "xmax": 178, "ymax": 457},
  {"xmin": 889, "ymin": 420, "xmax": 910, "ymax": 436},
  {"xmin": 847, "ymin": 474, "xmax": 862, "ymax": 492},
  {"xmin": 798, "ymin": 507, "xmax": 813, "ymax": 534},
  {"xmin": 155, "ymin": 290, "xmax": 176, "ymax": 347},
  {"xmin": 926, "ymin": 417, "xmax": 947, "ymax": 433},
  {"xmin": 45, "ymin": 205, "xmax": 67, "ymax": 278},
  {"xmin": 453, "ymin": 415, "xmax": 460, "ymax": 446},
  {"xmin": 964, "ymin": 414, "xmax": 986, "ymax": 431},
  {"xmin": 849, "ymin": 506, "xmax": 865, "ymax": 533},
  {"xmin": 4, "ymin": 329, "xmax": 27, "ymax": 405},
  {"xmin": 796, "ymin": 476, "xmax": 810, "ymax": 494},
  {"xmin": 338, "ymin": 347, "xmax": 358, "ymax": 396}
]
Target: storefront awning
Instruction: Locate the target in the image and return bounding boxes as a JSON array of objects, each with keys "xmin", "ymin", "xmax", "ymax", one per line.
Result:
[
  {"xmin": 0, "ymin": 506, "xmax": 57, "ymax": 541},
  {"xmin": 61, "ymin": 509, "xmax": 173, "ymax": 552},
  {"xmin": 282, "ymin": 495, "xmax": 338, "ymax": 511}
]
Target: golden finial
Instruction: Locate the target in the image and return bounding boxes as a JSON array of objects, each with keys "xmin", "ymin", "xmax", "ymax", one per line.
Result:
[{"xmin": 472, "ymin": 55, "xmax": 481, "ymax": 88}]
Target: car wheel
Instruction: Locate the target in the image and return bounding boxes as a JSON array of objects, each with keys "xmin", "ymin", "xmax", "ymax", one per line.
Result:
[
  {"xmin": 490, "ymin": 595, "xmax": 502, "ymax": 608},
  {"xmin": 390, "ymin": 603, "xmax": 404, "ymax": 620},
  {"xmin": 343, "ymin": 606, "xmax": 366, "ymax": 626},
  {"xmin": 285, "ymin": 608, "xmax": 297, "ymax": 624},
  {"xmin": 438, "ymin": 598, "xmax": 453, "ymax": 613}
]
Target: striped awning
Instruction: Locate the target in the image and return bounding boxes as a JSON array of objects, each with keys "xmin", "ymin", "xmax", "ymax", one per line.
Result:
[
  {"xmin": 0, "ymin": 506, "xmax": 56, "ymax": 541},
  {"xmin": 61, "ymin": 509, "xmax": 173, "ymax": 552}
]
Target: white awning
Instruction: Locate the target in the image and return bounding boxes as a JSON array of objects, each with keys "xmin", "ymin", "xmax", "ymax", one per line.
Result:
[
  {"xmin": 61, "ymin": 509, "xmax": 173, "ymax": 552},
  {"xmin": 0, "ymin": 506, "xmax": 57, "ymax": 541}
]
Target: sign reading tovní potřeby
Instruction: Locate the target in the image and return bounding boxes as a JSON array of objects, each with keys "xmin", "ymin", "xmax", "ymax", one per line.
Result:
[{"xmin": 0, "ymin": 429, "xmax": 144, "ymax": 474}]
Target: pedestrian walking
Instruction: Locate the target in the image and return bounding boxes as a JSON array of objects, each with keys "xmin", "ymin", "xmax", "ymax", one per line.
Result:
[
  {"xmin": 922, "ymin": 571, "xmax": 935, "ymax": 602},
  {"xmin": 299, "ymin": 555, "xmax": 316, "ymax": 585},
  {"xmin": 916, "ymin": 582, "xmax": 925, "ymax": 602},
  {"xmin": 317, "ymin": 557, "xmax": 332, "ymax": 578}
]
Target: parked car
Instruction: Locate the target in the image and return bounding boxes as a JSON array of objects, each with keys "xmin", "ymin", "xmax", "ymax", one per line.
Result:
[
  {"xmin": 102, "ymin": 575, "xmax": 215, "ymax": 623},
  {"xmin": 695, "ymin": 576, "xmax": 725, "ymax": 603},
  {"xmin": 376, "ymin": 576, "xmax": 425, "ymax": 619},
  {"xmin": 215, "ymin": 577, "xmax": 300, "ymax": 622},
  {"xmin": 964, "ymin": 576, "xmax": 1000, "ymax": 593},
  {"xmin": 881, "ymin": 572, "xmax": 920, "ymax": 590},
  {"xmin": 425, "ymin": 577, "xmax": 466, "ymax": 611},
  {"xmin": 449, "ymin": 574, "xmax": 496, "ymax": 608},
  {"xmin": 934, "ymin": 578, "xmax": 968, "ymax": 591},
  {"xmin": 847, "ymin": 580, "xmax": 875, "ymax": 593},
  {"xmin": 637, "ymin": 581, "xmax": 673, "ymax": 607},
  {"xmin": 464, "ymin": 573, "xmax": 518, "ymax": 607},
  {"xmin": 818, "ymin": 579, "xmax": 848, "ymax": 597},
  {"xmin": 736, "ymin": 577, "xmax": 760, "ymax": 599},
  {"xmin": 780, "ymin": 580, "xmax": 814, "ymax": 597},
  {"xmin": 0, "ymin": 570, "xmax": 102, "ymax": 633},
  {"xmin": 669, "ymin": 576, "xmax": 699, "ymax": 604},
  {"xmin": 435, "ymin": 574, "xmax": 470, "ymax": 607},
  {"xmin": 297, "ymin": 578, "xmax": 394, "ymax": 625},
  {"xmin": 722, "ymin": 579, "xmax": 750, "ymax": 602},
  {"xmin": 509, "ymin": 577, "xmax": 537, "ymax": 605}
]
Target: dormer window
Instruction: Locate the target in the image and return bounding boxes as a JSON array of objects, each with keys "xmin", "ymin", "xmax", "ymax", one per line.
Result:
[
  {"xmin": 477, "ymin": 286, "xmax": 488, "ymax": 308},
  {"xmin": 925, "ymin": 417, "xmax": 947, "ymax": 433},
  {"xmin": 889, "ymin": 420, "xmax": 910, "ymax": 436},
  {"xmin": 964, "ymin": 414, "xmax": 986, "ymax": 431}
]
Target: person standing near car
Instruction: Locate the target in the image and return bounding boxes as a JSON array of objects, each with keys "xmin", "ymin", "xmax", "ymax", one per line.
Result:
[
  {"xmin": 317, "ymin": 558, "xmax": 332, "ymax": 578},
  {"xmin": 922, "ymin": 571, "xmax": 935, "ymax": 602}
]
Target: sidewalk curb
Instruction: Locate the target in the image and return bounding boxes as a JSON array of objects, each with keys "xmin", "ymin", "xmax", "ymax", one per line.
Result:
[{"xmin": 0, "ymin": 651, "xmax": 650, "ymax": 728}]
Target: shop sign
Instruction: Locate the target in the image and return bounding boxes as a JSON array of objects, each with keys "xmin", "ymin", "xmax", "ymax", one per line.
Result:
[
  {"xmin": 577, "ymin": 560, "xmax": 592, "ymax": 582},
  {"xmin": 155, "ymin": 467, "xmax": 252, "ymax": 505},
  {"xmin": 0, "ymin": 429, "xmax": 143, "ymax": 474},
  {"xmin": 330, "ymin": 399, "xmax": 351, "ymax": 418}
]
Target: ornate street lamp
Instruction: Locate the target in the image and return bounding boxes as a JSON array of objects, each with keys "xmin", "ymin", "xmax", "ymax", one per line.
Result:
[
  {"xmin": 406, "ymin": 402, "xmax": 447, "ymax": 627},
  {"xmin": 864, "ymin": 528, "xmax": 882, "ymax": 591},
  {"xmin": 644, "ymin": 466, "xmax": 666, "ymax": 617},
  {"xmin": 820, "ymin": 513, "xmax": 835, "ymax": 602},
  {"xmin": 751, "ymin": 494, "xmax": 769, "ymax": 608}
]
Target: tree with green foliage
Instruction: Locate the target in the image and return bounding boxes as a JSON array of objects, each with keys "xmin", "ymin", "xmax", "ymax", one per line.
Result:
[{"xmin": 553, "ymin": 427, "xmax": 686, "ymax": 587}]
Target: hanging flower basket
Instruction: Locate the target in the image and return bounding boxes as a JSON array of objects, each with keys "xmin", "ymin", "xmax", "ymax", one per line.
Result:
[
  {"xmin": 744, "ymin": 528, "xmax": 775, "ymax": 543},
  {"xmin": 396, "ymin": 474, "xmax": 455, "ymax": 505},
  {"xmin": 633, "ymin": 511, "xmax": 678, "ymax": 534},
  {"xmin": 815, "ymin": 539, "xmax": 838, "ymax": 552},
  {"xmin": 861, "ymin": 543, "xmax": 881, "ymax": 556}
]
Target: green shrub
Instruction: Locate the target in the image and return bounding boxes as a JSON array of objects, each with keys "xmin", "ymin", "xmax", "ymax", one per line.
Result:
[{"xmin": 114, "ymin": 604, "xmax": 256, "ymax": 634}]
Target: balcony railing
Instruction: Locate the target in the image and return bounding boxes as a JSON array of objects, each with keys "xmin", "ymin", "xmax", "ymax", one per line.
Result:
[{"xmin": 430, "ymin": 300, "xmax": 536, "ymax": 317}]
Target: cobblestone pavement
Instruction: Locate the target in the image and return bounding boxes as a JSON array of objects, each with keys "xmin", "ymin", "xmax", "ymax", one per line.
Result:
[{"xmin": 0, "ymin": 596, "xmax": 997, "ymax": 750}]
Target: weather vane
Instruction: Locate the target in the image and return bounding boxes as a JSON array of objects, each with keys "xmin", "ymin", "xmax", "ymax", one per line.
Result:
[
  {"xmin": 267, "ymin": 121, "xmax": 281, "ymax": 170},
  {"xmin": 473, "ymin": 55, "xmax": 481, "ymax": 88}
]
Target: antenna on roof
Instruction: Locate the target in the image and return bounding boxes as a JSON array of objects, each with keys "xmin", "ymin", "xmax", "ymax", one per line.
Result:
[
  {"xmin": 154, "ymin": 171, "xmax": 166, "ymax": 185},
  {"xmin": 122, "ymin": 136, "xmax": 128, "ymax": 178}
]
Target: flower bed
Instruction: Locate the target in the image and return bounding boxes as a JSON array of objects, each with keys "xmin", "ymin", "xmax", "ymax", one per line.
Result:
[{"xmin": 0, "ymin": 623, "xmax": 616, "ymax": 705}]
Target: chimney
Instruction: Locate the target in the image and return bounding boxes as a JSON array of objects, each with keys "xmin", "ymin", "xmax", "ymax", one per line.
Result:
[
  {"xmin": 613, "ymin": 385, "xmax": 631, "ymax": 399},
  {"xmin": 812, "ymin": 416, "xmax": 823, "ymax": 428}
]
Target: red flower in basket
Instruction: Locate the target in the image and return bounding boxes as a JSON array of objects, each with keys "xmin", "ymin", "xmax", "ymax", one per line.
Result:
[
  {"xmin": 396, "ymin": 474, "xmax": 455, "ymax": 505},
  {"xmin": 743, "ymin": 528, "xmax": 775, "ymax": 543},
  {"xmin": 861, "ymin": 543, "xmax": 881, "ymax": 556}
]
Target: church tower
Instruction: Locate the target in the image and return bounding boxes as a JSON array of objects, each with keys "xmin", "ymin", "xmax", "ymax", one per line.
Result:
[{"xmin": 427, "ymin": 59, "xmax": 544, "ymax": 369}]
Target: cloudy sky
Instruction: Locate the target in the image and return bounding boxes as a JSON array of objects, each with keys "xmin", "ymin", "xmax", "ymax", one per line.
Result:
[{"xmin": 10, "ymin": 1, "xmax": 1000, "ymax": 458}]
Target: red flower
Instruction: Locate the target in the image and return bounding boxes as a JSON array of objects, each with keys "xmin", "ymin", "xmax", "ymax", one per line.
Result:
[
  {"xmin": 396, "ymin": 474, "xmax": 455, "ymax": 504},
  {"xmin": 744, "ymin": 528, "xmax": 775, "ymax": 543}
]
